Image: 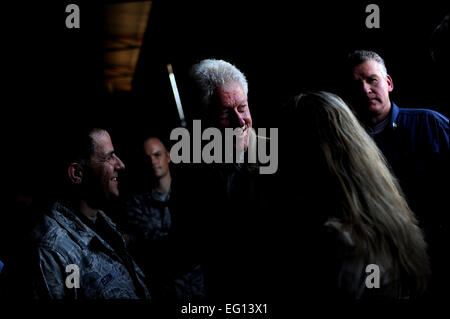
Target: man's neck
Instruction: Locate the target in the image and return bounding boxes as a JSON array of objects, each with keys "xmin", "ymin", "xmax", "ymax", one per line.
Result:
[
  {"xmin": 79, "ymin": 199, "xmax": 99, "ymax": 220},
  {"xmin": 367, "ymin": 102, "xmax": 392, "ymax": 126},
  {"xmin": 154, "ymin": 174, "xmax": 171, "ymax": 194}
]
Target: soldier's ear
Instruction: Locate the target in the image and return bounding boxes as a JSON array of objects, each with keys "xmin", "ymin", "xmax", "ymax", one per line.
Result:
[{"xmin": 68, "ymin": 163, "xmax": 84, "ymax": 184}]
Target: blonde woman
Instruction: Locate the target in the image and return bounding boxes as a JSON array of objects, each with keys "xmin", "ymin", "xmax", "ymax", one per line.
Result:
[{"xmin": 283, "ymin": 91, "xmax": 430, "ymax": 299}]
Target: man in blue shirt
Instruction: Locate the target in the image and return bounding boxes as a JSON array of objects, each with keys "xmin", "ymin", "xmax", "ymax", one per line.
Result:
[{"xmin": 346, "ymin": 50, "xmax": 449, "ymax": 298}]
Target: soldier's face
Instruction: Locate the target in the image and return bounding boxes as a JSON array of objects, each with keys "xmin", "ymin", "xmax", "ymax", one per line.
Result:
[{"xmin": 143, "ymin": 138, "xmax": 170, "ymax": 179}]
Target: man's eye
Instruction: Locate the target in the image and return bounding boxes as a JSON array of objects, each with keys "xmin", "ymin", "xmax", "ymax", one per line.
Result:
[{"xmin": 238, "ymin": 106, "xmax": 246, "ymax": 112}]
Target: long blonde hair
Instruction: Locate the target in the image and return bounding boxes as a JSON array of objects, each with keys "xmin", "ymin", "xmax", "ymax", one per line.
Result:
[{"xmin": 292, "ymin": 91, "xmax": 429, "ymax": 294}]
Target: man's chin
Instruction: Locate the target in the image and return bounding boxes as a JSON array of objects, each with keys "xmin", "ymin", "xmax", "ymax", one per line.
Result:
[
  {"xmin": 106, "ymin": 186, "xmax": 120, "ymax": 200},
  {"xmin": 111, "ymin": 190, "xmax": 120, "ymax": 198},
  {"xmin": 367, "ymin": 102, "xmax": 383, "ymax": 113}
]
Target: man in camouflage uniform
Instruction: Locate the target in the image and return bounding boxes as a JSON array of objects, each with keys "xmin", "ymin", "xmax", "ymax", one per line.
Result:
[
  {"xmin": 32, "ymin": 128, "xmax": 150, "ymax": 299},
  {"xmin": 123, "ymin": 136, "xmax": 205, "ymax": 303}
]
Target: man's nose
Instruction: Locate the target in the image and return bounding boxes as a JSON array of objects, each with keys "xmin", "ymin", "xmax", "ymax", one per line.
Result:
[
  {"xmin": 363, "ymin": 82, "xmax": 373, "ymax": 94},
  {"xmin": 113, "ymin": 154, "xmax": 125, "ymax": 170},
  {"xmin": 232, "ymin": 109, "xmax": 246, "ymax": 128}
]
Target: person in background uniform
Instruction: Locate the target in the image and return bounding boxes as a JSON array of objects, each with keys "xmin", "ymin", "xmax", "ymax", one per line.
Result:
[{"xmin": 120, "ymin": 136, "xmax": 205, "ymax": 304}]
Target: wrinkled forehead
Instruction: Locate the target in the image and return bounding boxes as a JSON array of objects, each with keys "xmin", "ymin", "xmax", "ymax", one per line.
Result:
[{"xmin": 214, "ymin": 82, "xmax": 248, "ymax": 107}]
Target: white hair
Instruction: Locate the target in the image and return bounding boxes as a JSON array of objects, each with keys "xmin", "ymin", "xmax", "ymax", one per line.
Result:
[{"xmin": 190, "ymin": 59, "xmax": 248, "ymax": 109}]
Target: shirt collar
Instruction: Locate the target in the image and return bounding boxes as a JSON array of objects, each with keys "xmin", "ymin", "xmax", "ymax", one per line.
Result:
[
  {"xmin": 390, "ymin": 102, "xmax": 400, "ymax": 129},
  {"xmin": 50, "ymin": 202, "xmax": 120, "ymax": 251}
]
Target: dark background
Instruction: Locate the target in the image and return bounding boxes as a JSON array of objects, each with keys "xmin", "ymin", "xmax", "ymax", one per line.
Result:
[
  {"xmin": 1, "ymin": 0, "xmax": 448, "ymax": 307},
  {"xmin": 3, "ymin": 0, "xmax": 449, "ymax": 199}
]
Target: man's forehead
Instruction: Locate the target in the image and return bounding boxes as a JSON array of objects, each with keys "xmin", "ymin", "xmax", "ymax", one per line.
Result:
[
  {"xmin": 352, "ymin": 60, "xmax": 383, "ymax": 77},
  {"xmin": 144, "ymin": 138, "xmax": 165, "ymax": 154},
  {"xmin": 91, "ymin": 130, "xmax": 114, "ymax": 154},
  {"xmin": 216, "ymin": 82, "xmax": 247, "ymax": 105}
]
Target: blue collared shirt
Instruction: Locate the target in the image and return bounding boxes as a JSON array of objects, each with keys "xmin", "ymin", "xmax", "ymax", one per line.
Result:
[
  {"xmin": 372, "ymin": 102, "xmax": 449, "ymax": 217},
  {"xmin": 373, "ymin": 103, "xmax": 449, "ymax": 169}
]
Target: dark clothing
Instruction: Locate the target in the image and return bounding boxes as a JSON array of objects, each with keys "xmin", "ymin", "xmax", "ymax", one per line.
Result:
[
  {"xmin": 0, "ymin": 196, "xmax": 41, "ymax": 299},
  {"xmin": 123, "ymin": 185, "xmax": 206, "ymax": 303},
  {"xmin": 372, "ymin": 103, "xmax": 449, "ymax": 174},
  {"xmin": 184, "ymin": 161, "xmax": 273, "ymax": 302},
  {"xmin": 126, "ymin": 189, "xmax": 172, "ymax": 243},
  {"xmin": 370, "ymin": 102, "xmax": 449, "ymax": 297},
  {"xmin": 371, "ymin": 102, "xmax": 448, "ymax": 228},
  {"xmin": 0, "ymin": 260, "xmax": 4, "ymax": 297},
  {"xmin": 321, "ymin": 220, "xmax": 409, "ymax": 299},
  {"xmin": 31, "ymin": 202, "xmax": 150, "ymax": 299}
]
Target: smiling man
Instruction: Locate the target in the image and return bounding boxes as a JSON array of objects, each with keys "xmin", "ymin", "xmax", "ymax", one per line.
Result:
[
  {"xmin": 213, "ymin": 80, "xmax": 253, "ymax": 151},
  {"xmin": 32, "ymin": 127, "xmax": 150, "ymax": 299},
  {"xmin": 186, "ymin": 59, "xmax": 272, "ymax": 301},
  {"xmin": 190, "ymin": 59, "xmax": 255, "ymax": 155}
]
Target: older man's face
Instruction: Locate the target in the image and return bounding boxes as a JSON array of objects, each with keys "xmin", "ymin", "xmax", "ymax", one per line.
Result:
[
  {"xmin": 213, "ymin": 81, "xmax": 252, "ymax": 150},
  {"xmin": 351, "ymin": 60, "xmax": 393, "ymax": 123}
]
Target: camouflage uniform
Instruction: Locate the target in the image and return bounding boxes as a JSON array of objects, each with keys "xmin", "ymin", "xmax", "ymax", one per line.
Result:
[
  {"xmin": 126, "ymin": 189, "xmax": 172, "ymax": 243},
  {"xmin": 124, "ymin": 188, "xmax": 206, "ymax": 302},
  {"xmin": 32, "ymin": 202, "xmax": 150, "ymax": 299}
]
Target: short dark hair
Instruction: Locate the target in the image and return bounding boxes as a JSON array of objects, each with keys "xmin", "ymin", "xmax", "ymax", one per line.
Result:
[
  {"xmin": 51, "ymin": 126, "xmax": 107, "ymax": 200},
  {"xmin": 63, "ymin": 127, "xmax": 105, "ymax": 167},
  {"xmin": 142, "ymin": 135, "xmax": 169, "ymax": 153}
]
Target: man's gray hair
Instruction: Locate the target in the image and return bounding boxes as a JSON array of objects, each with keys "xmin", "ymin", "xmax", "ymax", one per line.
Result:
[
  {"xmin": 347, "ymin": 50, "xmax": 388, "ymax": 78},
  {"xmin": 190, "ymin": 59, "xmax": 248, "ymax": 109}
]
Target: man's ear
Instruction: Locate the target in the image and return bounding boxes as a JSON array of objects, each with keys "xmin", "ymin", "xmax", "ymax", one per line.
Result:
[
  {"xmin": 386, "ymin": 74, "xmax": 394, "ymax": 92},
  {"xmin": 167, "ymin": 151, "xmax": 171, "ymax": 163},
  {"xmin": 68, "ymin": 163, "xmax": 84, "ymax": 184}
]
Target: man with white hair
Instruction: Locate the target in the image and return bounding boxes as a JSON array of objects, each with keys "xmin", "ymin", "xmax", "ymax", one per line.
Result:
[
  {"xmin": 184, "ymin": 59, "xmax": 271, "ymax": 301},
  {"xmin": 190, "ymin": 59, "xmax": 254, "ymax": 153}
]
